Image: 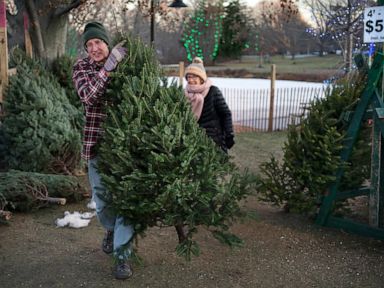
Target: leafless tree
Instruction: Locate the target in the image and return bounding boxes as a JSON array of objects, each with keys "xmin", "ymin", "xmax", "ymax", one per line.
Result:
[
  {"xmin": 7, "ymin": 0, "xmax": 185, "ymax": 62},
  {"xmin": 303, "ymin": 0, "xmax": 374, "ymax": 72},
  {"xmin": 255, "ymin": 0, "xmax": 310, "ymax": 59},
  {"xmin": 7, "ymin": 0, "xmax": 88, "ymax": 61},
  {"xmin": 302, "ymin": 0, "xmax": 334, "ymax": 56}
]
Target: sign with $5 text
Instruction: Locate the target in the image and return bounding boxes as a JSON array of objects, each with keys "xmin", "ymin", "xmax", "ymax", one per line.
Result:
[{"xmin": 364, "ymin": 6, "xmax": 384, "ymax": 43}]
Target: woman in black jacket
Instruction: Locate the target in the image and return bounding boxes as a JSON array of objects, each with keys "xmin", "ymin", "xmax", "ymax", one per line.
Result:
[{"xmin": 184, "ymin": 57, "xmax": 235, "ymax": 153}]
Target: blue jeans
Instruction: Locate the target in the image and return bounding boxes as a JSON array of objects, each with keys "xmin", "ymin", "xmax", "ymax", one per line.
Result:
[{"xmin": 88, "ymin": 158, "xmax": 134, "ymax": 261}]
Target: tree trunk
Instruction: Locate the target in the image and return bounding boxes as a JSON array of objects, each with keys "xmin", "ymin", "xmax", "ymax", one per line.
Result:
[
  {"xmin": 25, "ymin": 0, "xmax": 45, "ymax": 59},
  {"xmin": 16, "ymin": 0, "xmax": 83, "ymax": 62},
  {"xmin": 346, "ymin": 32, "xmax": 353, "ymax": 73},
  {"xmin": 44, "ymin": 16, "xmax": 68, "ymax": 61},
  {"xmin": 345, "ymin": 0, "xmax": 353, "ymax": 73},
  {"xmin": 175, "ymin": 224, "xmax": 187, "ymax": 243}
]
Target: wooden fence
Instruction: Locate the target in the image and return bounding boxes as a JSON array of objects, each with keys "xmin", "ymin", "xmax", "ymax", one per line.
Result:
[{"xmin": 222, "ymin": 86, "xmax": 326, "ymax": 132}]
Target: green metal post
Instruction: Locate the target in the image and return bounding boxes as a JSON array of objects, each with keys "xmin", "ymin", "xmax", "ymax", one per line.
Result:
[
  {"xmin": 316, "ymin": 54, "xmax": 384, "ymax": 226},
  {"xmin": 370, "ymin": 108, "xmax": 384, "ymax": 227},
  {"xmin": 373, "ymin": 0, "xmax": 384, "ymax": 227}
]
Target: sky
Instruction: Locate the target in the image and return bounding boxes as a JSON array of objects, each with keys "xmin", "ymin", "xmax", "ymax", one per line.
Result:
[
  {"xmin": 183, "ymin": 0, "xmax": 261, "ymax": 7},
  {"xmin": 242, "ymin": 0, "xmax": 260, "ymax": 7}
]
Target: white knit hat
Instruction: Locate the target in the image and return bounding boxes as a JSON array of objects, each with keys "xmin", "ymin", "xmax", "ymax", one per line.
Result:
[{"xmin": 185, "ymin": 57, "xmax": 207, "ymax": 82}]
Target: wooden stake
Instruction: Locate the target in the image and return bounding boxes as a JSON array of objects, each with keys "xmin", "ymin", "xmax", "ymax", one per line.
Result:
[
  {"xmin": 268, "ymin": 64, "xmax": 276, "ymax": 132},
  {"xmin": 0, "ymin": 0, "xmax": 8, "ymax": 103},
  {"xmin": 179, "ymin": 61, "xmax": 184, "ymax": 87}
]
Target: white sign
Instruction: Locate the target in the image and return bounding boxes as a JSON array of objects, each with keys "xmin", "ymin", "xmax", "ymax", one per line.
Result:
[{"xmin": 364, "ymin": 6, "xmax": 384, "ymax": 43}]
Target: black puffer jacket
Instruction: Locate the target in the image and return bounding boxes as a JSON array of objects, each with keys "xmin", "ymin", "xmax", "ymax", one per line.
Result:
[{"xmin": 198, "ymin": 85, "xmax": 234, "ymax": 152}]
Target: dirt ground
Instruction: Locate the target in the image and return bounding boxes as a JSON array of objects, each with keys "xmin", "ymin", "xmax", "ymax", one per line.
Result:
[
  {"xmin": 1, "ymin": 133, "xmax": 384, "ymax": 288},
  {"xmin": 1, "ymin": 194, "xmax": 384, "ymax": 288}
]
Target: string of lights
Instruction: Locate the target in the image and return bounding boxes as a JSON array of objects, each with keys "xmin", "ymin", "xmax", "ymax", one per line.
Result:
[
  {"xmin": 181, "ymin": 0, "xmax": 223, "ymax": 62},
  {"xmin": 306, "ymin": 0, "xmax": 369, "ymax": 44}
]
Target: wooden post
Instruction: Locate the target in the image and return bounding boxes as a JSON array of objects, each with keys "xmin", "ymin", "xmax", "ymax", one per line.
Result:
[
  {"xmin": 24, "ymin": 12, "xmax": 32, "ymax": 58},
  {"xmin": 179, "ymin": 61, "xmax": 184, "ymax": 87},
  {"xmin": 258, "ymin": 52, "xmax": 263, "ymax": 68},
  {"xmin": 268, "ymin": 64, "xmax": 276, "ymax": 132},
  {"xmin": 0, "ymin": 0, "xmax": 8, "ymax": 103}
]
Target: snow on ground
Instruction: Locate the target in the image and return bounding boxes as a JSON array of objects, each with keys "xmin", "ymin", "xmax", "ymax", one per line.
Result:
[
  {"xmin": 170, "ymin": 76, "xmax": 327, "ymax": 90},
  {"xmin": 55, "ymin": 201, "xmax": 96, "ymax": 228},
  {"xmin": 209, "ymin": 77, "xmax": 326, "ymax": 90}
]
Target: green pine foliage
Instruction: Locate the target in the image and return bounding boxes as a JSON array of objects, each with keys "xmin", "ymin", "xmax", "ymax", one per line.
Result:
[
  {"xmin": 0, "ymin": 51, "xmax": 82, "ymax": 174},
  {"xmin": 181, "ymin": 0, "xmax": 224, "ymax": 63},
  {"xmin": 258, "ymin": 72, "xmax": 370, "ymax": 214},
  {"xmin": 0, "ymin": 170, "xmax": 85, "ymax": 212},
  {"xmin": 50, "ymin": 55, "xmax": 84, "ymax": 132},
  {"xmin": 50, "ymin": 55, "xmax": 82, "ymax": 110},
  {"xmin": 97, "ymin": 36, "xmax": 252, "ymax": 260},
  {"xmin": 220, "ymin": 0, "xmax": 249, "ymax": 59}
]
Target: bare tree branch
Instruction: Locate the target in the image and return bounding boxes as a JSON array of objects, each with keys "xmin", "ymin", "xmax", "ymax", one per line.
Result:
[{"xmin": 54, "ymin": 0, "xmax": 86, "ymax": 17}]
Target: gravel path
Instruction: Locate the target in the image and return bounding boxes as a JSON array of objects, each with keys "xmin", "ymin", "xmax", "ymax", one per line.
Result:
[{"xmin": 1, "ymin": 196, "xmax": 383, "ymax": 288}]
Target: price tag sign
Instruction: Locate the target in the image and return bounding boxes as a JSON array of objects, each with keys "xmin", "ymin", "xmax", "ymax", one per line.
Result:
[{"xmin": 364, "ymin": 6, "xmax": 384, "ymax": 43}]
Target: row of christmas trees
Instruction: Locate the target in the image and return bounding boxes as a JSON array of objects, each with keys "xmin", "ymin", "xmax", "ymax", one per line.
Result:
[
  {"xmin": 0, "ymin": 49, "xmax": 86, "ymax": 222},
  {"xmin": 0, "ymin": 36, "xmax": 254, "ymax": 259}
]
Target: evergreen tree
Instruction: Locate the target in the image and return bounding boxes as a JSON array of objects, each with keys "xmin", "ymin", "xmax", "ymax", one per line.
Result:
[
  {"xmin": 181, "ymin": 0, "xmax": 224, "ymax": 64},
  {"xmin": 258, "ymin": 71, "xmax": 370, "ymax": 214},
  {"xmin": 220, "ymin": 0, "xmax": 249, "ymax": 59},
  {"xmin": 97, "ymin": 35, "xmax": 252, "ymax": 260},
  {"xmin": 51, "ymin": 55, "xmax": 82, "ymax": 110},
  {"xmin": 0, "ymin": 52, "xmax": 82, "ymax": 174},
  {"xmin": 0, "ymin": 170, "xmax": 85, "ymax": 212},
  {"xmin": 50, "ymin": 55, "xmax": 84, "ymax": 133}
]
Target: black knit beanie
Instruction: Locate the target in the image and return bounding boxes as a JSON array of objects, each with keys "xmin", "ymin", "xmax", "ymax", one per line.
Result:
[{"xmin": 82, "ymin": 21, "xmax": 110, "ymax": 50}]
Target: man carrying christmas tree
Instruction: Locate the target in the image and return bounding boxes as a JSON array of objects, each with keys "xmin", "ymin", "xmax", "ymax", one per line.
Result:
[
  {"xmin": 184, "ymin": 57, "xmax": 235, "ymax": 152},
  {"xmin": 72, "ymin": 21, "xmax": 134, "ymax": 280}
]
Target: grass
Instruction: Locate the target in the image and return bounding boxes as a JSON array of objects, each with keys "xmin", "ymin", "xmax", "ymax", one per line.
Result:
[
  {"xmin": 230, "ymin": 131, "xmax": 287, "ymax": 175},
  {"xmin": 163, "ymin": 54, "xmax": 344, "ymax": 81},
  {"xmin": 214, "ymin": 54, "xmax": 344, "ymax": 74}
]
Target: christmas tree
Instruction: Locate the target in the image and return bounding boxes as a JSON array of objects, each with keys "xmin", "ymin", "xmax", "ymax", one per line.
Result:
[
  {"xmin": 220, "ymin": 0, "xmax": 249, "ymax": 59},
  {"xmin": 0, "ymin": 51, "xmax": 82, "ymax": 174},
  {"xmin": 50, "ymin": 55, "xmax": 84, "ymax": 133},
  {"xmin": 0, "ymin": 170, "xmax": 85, "ymax": 212},
  {"xmin": 97, "ymin": 36, "xmax": 252, "ymax": 260}
]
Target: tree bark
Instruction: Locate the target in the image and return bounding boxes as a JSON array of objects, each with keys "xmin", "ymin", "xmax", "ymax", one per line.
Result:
[
  {"xmin": 24, "ymin": 0, "xmax": 45, "ymax": 59},
  {"xmin": 175, "ymin": 224, "xmax": 187, "ymax": 243},
  {"xmin": 44, "ymin": 16, "xmax": 68, "ymax": 60},
  {"xmin": 22, "ymin": 0, "xmax": 85, "ymax": 62},
  {"xmin": 345, "ymin": 0, "xmax": 353, "ymax": 73}
]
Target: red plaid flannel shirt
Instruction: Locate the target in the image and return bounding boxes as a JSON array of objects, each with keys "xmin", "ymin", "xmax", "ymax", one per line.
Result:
[{"xmin": 72, "ymin": 57, "xmax": 109, "ymax": 160}]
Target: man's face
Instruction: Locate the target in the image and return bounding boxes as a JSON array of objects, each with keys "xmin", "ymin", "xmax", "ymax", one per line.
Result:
[{"xmin": 85, "ymin": 38, "xmax": 109, "ymax": 63}]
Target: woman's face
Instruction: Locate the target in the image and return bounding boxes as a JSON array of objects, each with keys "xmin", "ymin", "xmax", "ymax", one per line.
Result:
[
  {"xmin": 186, "ymin": 74, "xmax": 204, "ymax": 85},
  {"xmin": 85, "ymin": 38, "xmax": 109, "ymax": 63}
]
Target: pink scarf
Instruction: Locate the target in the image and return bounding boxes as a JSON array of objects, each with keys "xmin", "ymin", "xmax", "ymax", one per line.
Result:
[{"xmin": 184, "ymin": 79, "xmax": 212, "ymax": 119}]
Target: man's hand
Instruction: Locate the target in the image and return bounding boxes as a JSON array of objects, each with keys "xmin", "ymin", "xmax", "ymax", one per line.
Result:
[{"xmin": 104, "ymin": 41, "xmax": 127, "ymax": 72}]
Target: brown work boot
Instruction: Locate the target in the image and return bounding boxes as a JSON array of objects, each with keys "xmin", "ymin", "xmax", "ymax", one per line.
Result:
[
  {"xmin": 102, "ymin": 230, "xmax": 113, "ymax": 254},
  {"xmin": 114, "ymin": 260, "xmax": 133, "ymax": 280}
]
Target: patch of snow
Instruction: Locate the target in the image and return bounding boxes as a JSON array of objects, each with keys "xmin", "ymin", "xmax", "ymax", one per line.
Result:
[
  {"xmin": 169, "ymin": 77, "xmax": 327, "ymax": 90},
  {"xmin": 87, "ymin": 200, "xmax": 96, "ymax": 210},
  {"xmin": 55, "ymin": 211, "xmax": 96, "ymax": 229}
]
